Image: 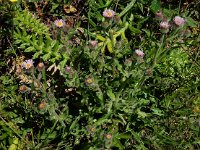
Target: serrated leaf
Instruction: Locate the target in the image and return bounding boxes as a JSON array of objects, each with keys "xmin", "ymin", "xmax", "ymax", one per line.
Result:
[
  {"xmin": 42, "ymin": 53, "xmax": 51, "ymax": 61},
  {"xmin": 32, "ymin": 51, "xmax": 42, "ymax": 59},
  {"xmin": 25, "ymin": 46, "xmax": 35, "ymax": 52}
]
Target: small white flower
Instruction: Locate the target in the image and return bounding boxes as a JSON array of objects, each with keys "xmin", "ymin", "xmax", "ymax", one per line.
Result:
[
  {"xmin": 22, "ymin": 59, "xmax": 34, "ymax": 69},
  {"xmin": 174, "ymin": 16, "xmax": 185, "ymax": 26},
  {"xmin": 54, "ymin": 19, "xmax": 65, "ymax": 28}
]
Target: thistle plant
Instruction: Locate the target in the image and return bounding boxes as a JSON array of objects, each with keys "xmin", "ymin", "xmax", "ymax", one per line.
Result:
[{"xmin": 0, "ymin": 0, "xmax": 199, "ymax": 149}]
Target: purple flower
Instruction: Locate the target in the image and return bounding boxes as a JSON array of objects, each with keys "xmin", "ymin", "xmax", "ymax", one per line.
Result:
[
  {"xmin": 160, "ymin": 21, "xmax": 170, "ymax": 29},
  {"xmin": 103, "ymin": 9, "xmax": 115, "ymax": 18},
  {"xmin": 160, "ymin": 21, "xmax": 170, "ymax": 33},
  {"xmin": 54, "ymin": 19, "xmax": 65, "ymax": 28},
  {"xmin": 22, "ymin": 59, "xmax": 34, "ymax": 69},
  {"xmin": 174, "ymin": 16, "xmax": 185, "ymax": 26},
  {"xmin": 135, "ymin": 49, "xmax": 145, "ymax": 58}
]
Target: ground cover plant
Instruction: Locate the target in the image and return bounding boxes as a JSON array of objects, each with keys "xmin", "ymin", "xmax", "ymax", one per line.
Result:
[{"xmin": 0, "ymin": 0, "xmax": 199, "ymax": 149}]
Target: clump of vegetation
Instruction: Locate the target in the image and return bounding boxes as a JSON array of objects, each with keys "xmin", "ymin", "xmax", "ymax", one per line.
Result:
[{"xmin": 0, "ymin": 0, "xmax": 199, "ymax": 149}]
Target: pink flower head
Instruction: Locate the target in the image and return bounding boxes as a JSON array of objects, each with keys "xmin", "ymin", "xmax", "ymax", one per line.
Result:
[
  {"xmin": 103, "ymin": 9, "xmax": 115, "ymax": 18},
  {"xmin": 160, "ymin": 21, "xmax": 170, "ymax": 33},
  {"xmin": 22, "ymin": 59, "xmax": 34, "ymax": 69},
  {"xmin": 160, "ymin": 21, "xmax": 170, "ymax": 29},
  {"xmin": 54, "ymin": 19, "xmax": 65, "ymax": 28},
  {"xmin": 135, "ymin": 49, "xmax": 145, "ymax": 58},
  {"xmin": 174, "ymin": 16, "xmax": 185, "ymax": 26}
]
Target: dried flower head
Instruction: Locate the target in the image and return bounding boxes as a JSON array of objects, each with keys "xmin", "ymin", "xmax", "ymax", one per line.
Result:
[
  {"xmin": 135, "ymin": 49, "xmax": 145, "ymax": 58},
  {"xmin": 37, "ymin": 62, "xmax": 45, "ymax": 71},
  {"xmin": 19, "ymin": 85, "xmax": 30, "ymax": 93},
  {"xmin": 103, "ymin": 9, "xmax": 115, "ymax": 18},
  {"xmin": 22, "ymin": 59, "xmax": 34, "ymax": 69},
  {"xmin": 19, "ymin": 74, "xmax": 32, "ymax": 84},
  {"xmin": 54, "ymin": 19, "xmax": 65, "ymax": 28},
  {"xmin": 174, "ymin": 16, "xmax": 185, "ymax": 26}
]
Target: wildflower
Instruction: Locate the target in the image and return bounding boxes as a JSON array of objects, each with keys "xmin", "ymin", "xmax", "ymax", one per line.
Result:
[
  {"xmin": 155, "ymin": 11, "xmax": 163, "ymax": 20},
  {"xmin": 54, "ymin": 19, "xmax": 65, "ymax": 28},
  {"xmin": 160, "ymin": 21, "xmax": 170, "ymax": 33},
  {"xmin": 103, "ymin": 9, "xmax": 115, "ymax": 19},
  {"xmin": 37, "ymin": 62, "xmax": 45, "ymax": 71},
  {"xmin": 22, "ymin": 59, "xmax": 34, "ymax": 69},
  {"xmin": 89, "ymin": 40, "xmax": 98, "ymax": 48},
  {"xmin": 19, "ymin": 85, "xmax": 30, "ymax": 93},
  {"xmin": 135, "ymin": 49, "xmax": 145, "ymax": 58},
  {"xmin": 174, "ymin": 16, "xmax": 185, "ymax": 26},
  {"xmin": 85, "ymin": 77, "xmax": 94, "ymax": 86}
]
